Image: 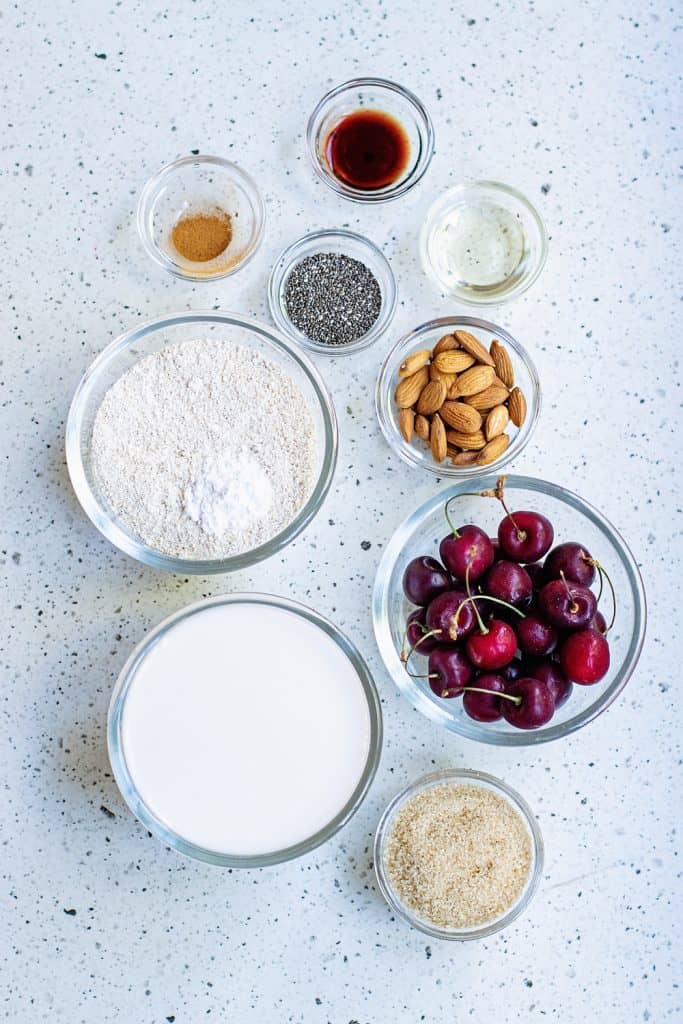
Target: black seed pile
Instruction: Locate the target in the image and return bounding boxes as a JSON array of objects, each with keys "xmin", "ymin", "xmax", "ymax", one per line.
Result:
[{"xmin": 283, "ymin": 252, "xmax": 382, "ymax": 346}]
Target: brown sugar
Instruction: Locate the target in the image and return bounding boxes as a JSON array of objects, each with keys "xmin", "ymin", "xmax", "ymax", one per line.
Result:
[{"xmin": 171, "ymin": 209, "xmax": 233, "ymax": 263}]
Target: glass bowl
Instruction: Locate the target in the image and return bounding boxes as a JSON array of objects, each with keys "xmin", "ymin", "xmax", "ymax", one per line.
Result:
[
  {"xmin": 108, "ymin": 593, "xmax": 383, "ymax": 867},
  {"xmin": 268, "ymin": 229, "xmax": 397, "ymax": 356},
  {"xmin": 374, "ymin": 769, "xmax": 543, "ymax": 939},
  {"xmin": 307, "ymin": 78, "xmax": 434, "ymax": 203},
  {"xmin": 376, "ymin": 316, "xmax": 540, "ymax": 478},
  {"xmin": 372, "ymin": 475, "xmax": 646, "ymax": 745},
  {"xmin": 66, "ymin": 311, "xmax": 338, "ymax": 574},
  {"xmin": 420, "ymin": 181, "xmax": 548, "ymax": 305},
  {"xmin": 136, "ymin": 155, "xmax": 265, "ymax": 281}
]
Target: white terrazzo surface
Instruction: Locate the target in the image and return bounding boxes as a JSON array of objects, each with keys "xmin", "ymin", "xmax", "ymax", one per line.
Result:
[{"xmin": 1, "ymin": 1, "xmax": 680, "ymax": 1021}]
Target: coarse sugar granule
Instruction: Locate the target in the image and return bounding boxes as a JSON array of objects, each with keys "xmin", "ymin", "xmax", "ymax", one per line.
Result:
[
  {"xmin": 283, "ymin": 251, "xmax": 382, "ymax": 346},
  {"xmin": 384, "ymin": 782, "xmax": 533, "ymax": 929}
]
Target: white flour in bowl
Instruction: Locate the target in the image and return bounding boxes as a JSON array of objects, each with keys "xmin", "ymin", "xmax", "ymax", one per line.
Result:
[{"xmin": 90, "ymin": 339, "xmax": 318, "ymax": 559}]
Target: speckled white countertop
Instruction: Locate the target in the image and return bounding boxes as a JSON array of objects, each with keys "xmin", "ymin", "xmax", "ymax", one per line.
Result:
[{"xmin": 1, "ymin": 1, "xmax": 680, "ymax": 1021}]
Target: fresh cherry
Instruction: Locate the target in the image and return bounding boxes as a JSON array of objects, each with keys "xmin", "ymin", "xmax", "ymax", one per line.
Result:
[
  {"xmin": 425, "ymin": 590, "xmax": 476, "ymax": 642},
  {"xmin": 501, "ymin": 677, "xmax": 556, "ymax": 729},
  {"xmin": 516, "ymin": 613, "xmax": 558, "ymax": 657},
  {"xmin": 498, "ymin": 510, "xmax": 554, "ymax": 563},
  {"xmin": 405, "ymin": 608, "xmax": 440, "ymax": 656},
  {"xmin": 538, "ymin": 577, "xmax": 597, "ymax": 630},
  {"xmin": 439, "ymin": 524, "xmax": 494, "ymax": 583},
  {"xmin": 466, "ymin": 618, "xmax": 517, "ymax": 670},
  {"xmin": 484, "ymin": 560, "xmax": 533, "ymax": 608},
  {"xmin": 463, "ymin": 674, "xmax": 506, "ymax": 722},
  {"xmin": 402, "ymin": 555, "xmax": 451, "ymax": 606},
  {"xmin": 590, "ymin": 610, "xmax": 607, "ymax": 635},
  {"xmin": 527, "ymin": 660, "xmax": 573, "ymax": 708},
  {"xmin": 543, "ymin": 542, "xmax": 596, "ymax": 587},
  {"xmin": 560, "ymin": 628, "xmax": 610, "ymax": 685},
  {"xmin": 526, "ymin": 561, "xmax": 546, "ymax": 591},
  {"xmin": 501, "ymin": 657, "xmax": 525, "ymax": 684},
  {"xmin": 426, "ymin": 647, "xmax": 474, "ymax": 698}
]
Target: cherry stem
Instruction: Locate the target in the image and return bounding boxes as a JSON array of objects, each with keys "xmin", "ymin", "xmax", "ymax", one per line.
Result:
[
  {"xmin": 443, "ymin": 496, "xmax": 461, "ymax": 538},
  {"xmin": 454, "ymin": 593, "xmax": 525, "ymax": 631},
  {"xmin": 490, "ymin": 475, "xmax": 526, "ymax": 541},
  {"xmin": 444, "ymin": 487, "xmax": 501, "ymax": 537},
  {"xmin": 464, "ymin": 564, "xmax": 487, "ymax": 633},
  {"xmin": 587, "ymin": 559, "xmax": 616, "ymax": 632},
  {"xmin": 463, "ymin": 686, "xmax": 522, "ymax": 706},
  {"xmin": 401, "ymin": 628, "xmax": 443, "ymax": 665},
  {"xmin": 559, "ymin": 570, "xmax": 580, "ymax": 614}
]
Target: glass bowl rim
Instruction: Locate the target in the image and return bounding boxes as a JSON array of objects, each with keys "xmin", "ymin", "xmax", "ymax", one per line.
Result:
[
  {"xmin": 374, "ymin": 768, "xmax": 544, "ymax": 939},
  {"xmin": 267, "ymin": 227, "xmax": 398, "ymax": 355},
  {"xmin": 375, "ymin": 315, "xmax": 541, "ymax": 478},
  {"xmin": 306, "ymin": 76, "xmax": 435, "ymax": 203},
  {"xmin": 419, "ymin": 179, "xmax": 549, "ymax": 305},
  {"xmin": 108, "ymin": 592, "xmax": 383, "ymax": 867},
  {"xmin": 372, "ymin": 473, "xmax": 647, "ymax": 745},
  {"xmin": 65, "ymin": 310, "xmax": 338, "ymax": 575},
  {"xmin": 136, "ymin": 154, "xmax": 266, "ymax": 281}
]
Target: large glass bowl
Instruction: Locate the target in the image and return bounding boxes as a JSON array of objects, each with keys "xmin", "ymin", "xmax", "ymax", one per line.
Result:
[
  {"xmin": 66, "ymin": 311, "xmax": 338, "ymax": 574},
  {"xmin": 372, "ymin": 475, "xmax": 646, "ymax": 745},
  {"xmin": 376, "ymin": 316, "xmax": 540, "ymax": 478},
  {"xmin": 108, "ymin": 593, "xmax": 383, "ymax": 867}
]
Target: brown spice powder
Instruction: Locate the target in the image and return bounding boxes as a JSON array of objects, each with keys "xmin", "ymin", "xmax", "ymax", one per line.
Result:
[
  {"xmin": 384, "ymin": 782, "xmax": 533, "ymax": 929},
  {"xmin": 171, "ymin": 209, "xmax": 233, "ymax": 263}
]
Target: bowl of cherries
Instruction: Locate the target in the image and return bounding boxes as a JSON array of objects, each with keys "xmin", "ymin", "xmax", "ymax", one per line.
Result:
[{"xmin": 373, "ymin": 475, "xmax": 646, "ymax": 745}]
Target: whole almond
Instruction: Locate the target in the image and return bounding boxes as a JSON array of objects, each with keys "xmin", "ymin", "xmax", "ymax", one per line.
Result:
[
  {"xmin": 398, "ymin": 349, "xmax": 431, "ymax": 379},
  {"xmin": 416, "ymin": 379, "xmax": 447, "ymax": 416},
  {"xmin": 508, "ymin": 387, "xmax": 527, "ymax": 427},
  {"xmin": 429, "ymin": 362, "xmax": 456, "ymax": 391},
  {"xmin": 433, "ymin": 350, "xmax": 476, "ymax": 374},
  {"xmin": 490, "ymin": 340, "xmax": 514, "ymax": 388},
  {"xmin": 432, "ymin": 333, "xmax": 459, "ymax": 357},
  {"xmin": 463, "ymin": 384, "xmax": 510, "ymax": 410},
  {"xmin": 476, "ymin": 433, "xmax": 510, "ymax": 465},
  {"xmin": 449, "ymin": 450, "xmax": 479, "ymax": 466},
  {"xmin": 454, "ymin": 330, "xmax": 495, "ymax": 367},
  {"xmin": 399, "ymin": 407, "xmax": 415, "ymax": 443},
  {"xmin": 440, "ymin": 401, "xmax": 483, "ymax": 433},
  {"xmin": 445, "ymin": 429, "xmax": 487, "ymax": 450},
  {"xmin": 430, "ymin": 414, "xmax": 448, "ymax": 463},
  {"xmin": 485, "ymin": 404, "xmax": 509, "ymax": 441},
  {"xmin": 394, "ymin": 366, "xmax": 429, "ymax": 408},
  {"xmin": 414, "ymin": 414, "xmax": 430, "ymax": 442},
  {"xmin": 450, "ymin": 364, "xmax": 496, "ymax": 398}
]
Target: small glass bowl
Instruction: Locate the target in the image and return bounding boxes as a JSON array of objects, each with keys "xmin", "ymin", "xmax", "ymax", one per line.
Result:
[
  {"xmin": 374, "ymin": 769, "xmax": 543, "ymax": 940},
  {"xmin": 376, "ymin": 316, "xmax": 540, "ymax": 478},
  {"xmin": 420, "ymin": 181, "xmax": 548, "ymax": 305},
  {"xmin": 307, "ymin": 78, "xmax": 434, "ymax": 203},
  {"xmin": 65, "ymin": 311, "xmax": 338, "ymax": 574},
  {"xmin": 268, "ymin": 229, "xmax": 398, "ymax": 356},
  {"xmin": 108, "ymin": 593, "xmax": 383, "ymax": 867},
  {"xmin": 372, "ymin": 475, "xmax": 647, "ymax": 746},
  {"xmin": 137, "ymin": 155, "xmax": 265, "ymax": 281}
]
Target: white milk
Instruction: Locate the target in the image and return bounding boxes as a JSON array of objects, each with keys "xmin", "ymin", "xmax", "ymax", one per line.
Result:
[{"xmin": 120, "ymin": 602, "xmax": 372, "ymax": 855}]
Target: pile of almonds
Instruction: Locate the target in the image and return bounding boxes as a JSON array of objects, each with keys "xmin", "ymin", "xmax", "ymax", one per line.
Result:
[{"xmin": 394, "ymin": 329, "xmax": 527, "ymax": 467}]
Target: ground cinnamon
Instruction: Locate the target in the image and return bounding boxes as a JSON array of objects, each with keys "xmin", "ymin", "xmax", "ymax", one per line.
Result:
[{"xmin": 171, "ymin": 209, "xmax": 232, "ymax": 262}]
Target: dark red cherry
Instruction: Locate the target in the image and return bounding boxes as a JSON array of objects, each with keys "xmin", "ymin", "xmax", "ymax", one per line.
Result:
[
  {"xmin": 426, "ymin": 647, "xmax": 474, "ymax": 698},
  {"xmin": 484, "ymin": 560, "xmax": 533, "ymax": 608},
  {"xmin": 425, "ymin": 590, "xmax": 476, "ymax": 642},
  {"xmin": 527, "ymin": 660, "xmax": 573, "ymax": 708},
  {"xmin": 543, "ymin": 542, "xmax": 595, "ymax": 587},
  {"xmin": 502, "ymin": 677, "xmax": 555, "ymax": 729},
  {"xmin": 498, "ymin": 510, "xmax": 554, "ymax": 563},
  {"xmin": 538, "ymin": 578, "xmax": 597, "ymax": 630},
  {"xmin": 405, "ymin": 608, "xmax": 440, "ymax": 655},
  {"xmin": 525, "ymin": 561, "xmax": 546, "ymax": 591},
  {"xmin": 501, "ymin": 657, "xmax": 525, "ymax": 684},
  {"xmin": 402, "ymin": 555, "xmax": 451, "ymax": 606},
  {"xmin": 463, "ymin": 674, "xmax": 506, "ymax": 722},
  {"xmin": 590, "ymin": 610, "xmax": 607, "ymax": 635},
  {"xmin": 465, "ymin": 618, "xmax": 517, "ymax": 670},
  {"xmin": 516, "ymin": 614, "xmax": 558, "ymax": 657},
  {"xmin": 560, "ymin": 628, "xmax": 610, "ymax": 685},
  {"xmin": 439, "ymin": 525, "xmax": 494, "ymax": 583}
]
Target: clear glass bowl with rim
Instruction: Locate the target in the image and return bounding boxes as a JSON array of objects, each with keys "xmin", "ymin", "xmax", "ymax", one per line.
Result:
[
  {"xmin": 108, "ymin": 593, "xmax": 383, "ymax": 867},
  {"xmin": 376, "ymin": 316, "xmax": 540, "ymax": 478},
  {"xmin": 268, "ymin": 228, "xmax": 397, "ymax": 356},
  {"xmin": 420, "ymin": 181, "xmax": 548, "ymax": 305},
  {"xmin": 374, "ymin": 769, "xmax": 544, "ymax": 940},
  {"xmin": 306, "ymin": 77, "xmax": 434, "ymax": 203},
  {"xmin": 136, "ymin": 155, "xmax": 265, "ymax": 281},
  {"xmin": 65, "ymin": 311, "xmax": 338, "ymax": 574},
  {"xmin": 372, "ymin": 475, "xmax": 646, "ymax": 745}
]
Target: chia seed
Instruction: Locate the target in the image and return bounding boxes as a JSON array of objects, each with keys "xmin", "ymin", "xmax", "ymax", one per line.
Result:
[{"xmin": 283, "ymin": 251, "xmax": 382, "ymax": 347}]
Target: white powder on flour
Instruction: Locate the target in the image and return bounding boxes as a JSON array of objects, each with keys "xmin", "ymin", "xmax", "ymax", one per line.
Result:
[{"xmin": 91, "ymin": 339, "xmax": 318, "ymax": 559}]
